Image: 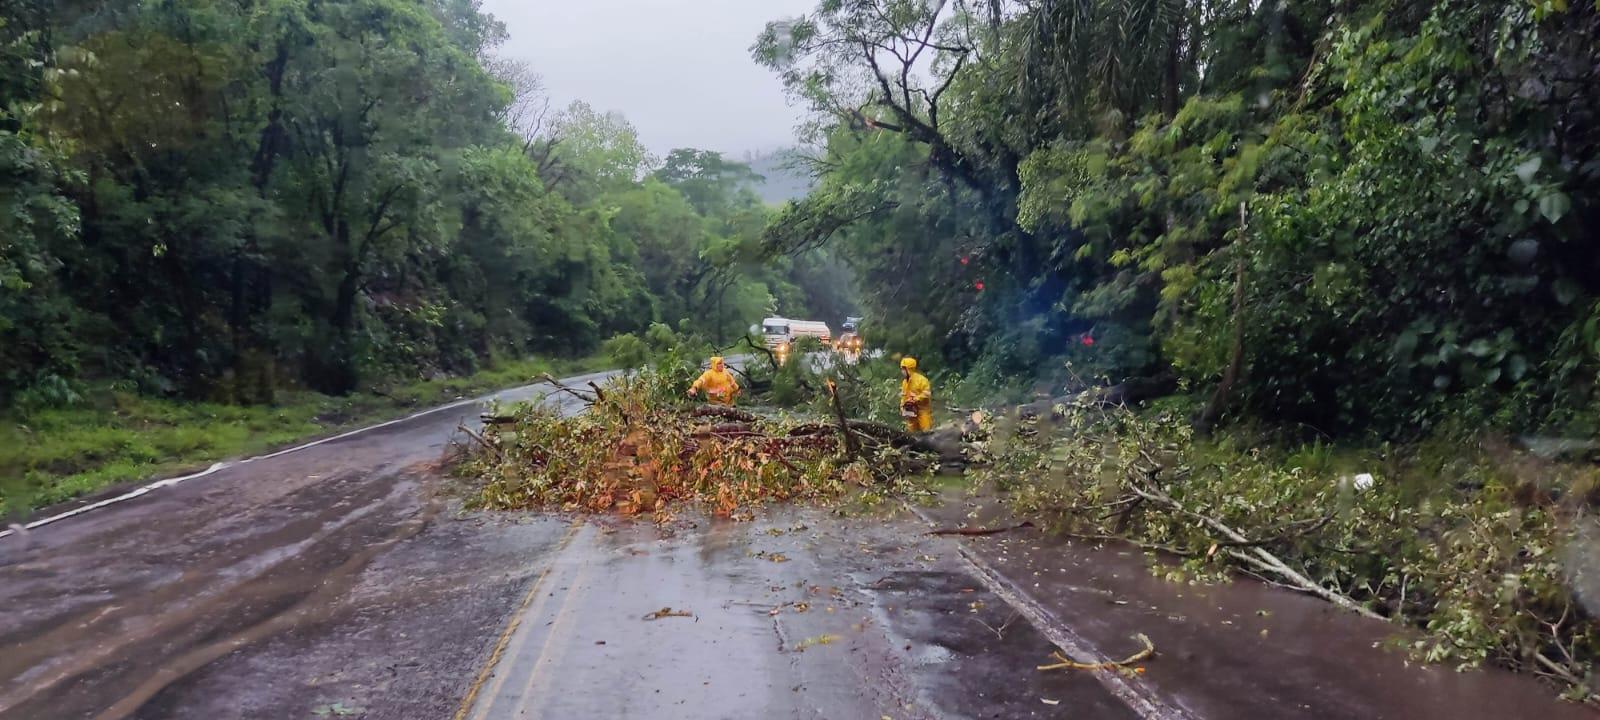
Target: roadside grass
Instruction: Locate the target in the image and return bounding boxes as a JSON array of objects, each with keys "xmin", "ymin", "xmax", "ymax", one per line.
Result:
[{"xmin": 0, "ymin": 354, "xmax": 606, "ymax": 518}]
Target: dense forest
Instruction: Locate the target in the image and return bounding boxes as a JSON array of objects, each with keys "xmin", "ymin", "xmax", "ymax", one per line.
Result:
[
  {"xmin": 757, "ymin": 0, "xmax": 1598, "ymax": 437},
  {"xmin": 2, "ymin": 0, "xmax": 1599, "ymax": 697},
  {"xmin": 743, "ymin": 0, "xmax": 1600, "ymax": 690},
  {"xmin": 0, "ymin": 0, "xmax": 852, "ymax": 409}
]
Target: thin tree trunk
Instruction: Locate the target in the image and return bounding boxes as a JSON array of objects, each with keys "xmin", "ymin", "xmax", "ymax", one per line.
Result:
[
  {"xmin": 826, "ymin": 380, "xmax": 861, "ymax": 457},
  {"xmin": 1162, "ymin": 3, "xmax": 1183, "ymax": 118},
  {"xmin": 1197, "ymin": 202, "xmax": 1248, "ymax": 433},
  {"xmin": 324, "ymin": 218, "xmax": 361, "ymax": 394}
]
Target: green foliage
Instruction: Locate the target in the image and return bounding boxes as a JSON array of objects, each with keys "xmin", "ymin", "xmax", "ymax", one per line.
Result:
[
  {"xmin": 642, "ymin": 334, "xmax": 716, "ymax": 409},
  {"xmin": 1, "ymin": 9, "xmax": 82, "ymax": 407},
  {"xmin": 541, "ymin": 100, "xmax": 651, "ymax": 203},
  {"xmin": 767, "ymin": 355, "xmax": 815, "ymax": 407},
  {"xmin": 758, "ymin": 1, "xmax": 1600, "ymax": 692},
  {"xmin": 601, "ymin": 333, "xmax": 650, "ymax": 370},
  {"xmin": 654, "ymin": 148, "xmax": 763, "ymax": 216},
  {"xmin": 827, "ymin": 355, "xmax": 907, "ymax": 425},
  {"xmin": 1211, "ymin": 1, "xmax": 1599, "ymax": 432},
  {"xmin": 748, "ymin": 349, "xmax": 908, "ymax": 428},
  {"xmin": 601, "ymin": 322, "xmax": 715, "ymax": 387},
  {"xmin": 0, "ymin": 0, "xmax": 851, "ymax": 413},
  {"xmin": 759, "ymin": 0, "xmax": 1599, "ymax": 436},
  {"xmin": 981, "ymin": 403, "xmax": 1600, "ymax": 694}
]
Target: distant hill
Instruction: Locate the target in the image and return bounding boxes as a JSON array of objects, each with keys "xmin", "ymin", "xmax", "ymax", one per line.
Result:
[{"xmin": 741, "ymin": 148, "xmax": 815, "ymax": 205}]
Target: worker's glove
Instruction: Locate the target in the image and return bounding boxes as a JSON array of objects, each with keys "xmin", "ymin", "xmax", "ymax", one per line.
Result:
[{"xmin": 686, "ymin": 389, "xmax": 697, "ymax": 398}]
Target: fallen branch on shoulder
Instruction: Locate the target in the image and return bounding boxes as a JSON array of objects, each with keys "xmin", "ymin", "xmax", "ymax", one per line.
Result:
[
  {"xmin": 928, "ymin": 522, "xmax": 1035, "ymax": 536},
  {"xmin": 1126, "ymin": 481, "xmax": 1381, "ymax": 619},
  {"xmin": 691, "ymin": 405, "xmax": 759, "ymax": 423},
  {"xmin": 539, "ymin": 373, "xmax": 598, "ymax": 404},
  {"xmin": 1038, "ymin": 634, "xmax": 1155, "ymax": 671},
  {"xmin": 457, "ymin": 423, "xmax": 502, "ymax": 460}
]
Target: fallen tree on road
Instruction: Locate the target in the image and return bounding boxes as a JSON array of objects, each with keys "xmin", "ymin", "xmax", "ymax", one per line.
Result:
[
  {"xmin": 460, "ymin": 373, "xmax": 943, "ymax": 518},
  {"xmin": 1017, "ymin": 374, "xmax": 1178, "ymax": 421}
]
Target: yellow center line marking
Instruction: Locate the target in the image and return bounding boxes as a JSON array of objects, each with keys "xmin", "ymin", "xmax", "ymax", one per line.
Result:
[
  {"xmin": 453, "ymin": 517, "xmax": 583, "ymax": 720},
  {"xmin": 509, "ymin": 537, "xmax": 597, "ymax": 718}
]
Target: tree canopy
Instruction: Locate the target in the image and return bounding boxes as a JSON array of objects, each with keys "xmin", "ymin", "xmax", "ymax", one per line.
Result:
[
  {"xmin": 0, "ymin": 0, "xmax": 857, "ymax": 408},
  {"xmin": 756, "ymin": 0, "xmax": 1599, "ymax": 435}
]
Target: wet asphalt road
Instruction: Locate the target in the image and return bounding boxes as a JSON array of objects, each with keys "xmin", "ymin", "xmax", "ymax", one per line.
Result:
[
  {"xmin": 455, "ymin": 511, "xmax": 1140, "ymax": 720},
  {"xmin": 1, "ymin": 369, "xmax": 1594, "ymax": 719},
  {"xmin": 0, "ymin": 372, "xmax": 609, "ymax": 720}
]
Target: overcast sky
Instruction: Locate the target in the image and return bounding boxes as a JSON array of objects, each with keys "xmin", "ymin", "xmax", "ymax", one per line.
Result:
[{"xmin": 481, "ymin": 0, "xmax": 816, "ymax": 159}]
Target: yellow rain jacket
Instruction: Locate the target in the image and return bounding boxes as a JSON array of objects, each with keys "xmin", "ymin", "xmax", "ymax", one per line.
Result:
[
  {"xmin": 691, "ymin": 358, "xmax": 740, "ymax": 406},
  {"xmin": 899, "ymin": 358, "xmax": 933, "ymax": 432}
]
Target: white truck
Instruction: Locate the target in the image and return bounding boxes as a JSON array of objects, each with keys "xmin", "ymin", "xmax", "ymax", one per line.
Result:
[{"xmin": 761, "ymin": 317, "xmax": 832, "ymax": 363}]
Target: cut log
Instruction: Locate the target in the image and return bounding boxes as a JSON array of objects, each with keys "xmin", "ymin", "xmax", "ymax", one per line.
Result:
[
  {"xmin": 1085, "ymin": 373, "xmax": 1178, "ymax": 407},
  {"xmin": 693, "ymin": 422, "xmax": 754, "ymax": 435},
  {"xmin": 1018, "ymin": 374, "xmax": 1177, "ymax": 420},
  {"xmin": 916, "ymin": 427, "xmax": 968, "ymax": 463},
  {"xmin": 786, "ymin": 422, "xmax": 835, "ymax": 437},
  {"xmin": 691, "ymin": 405, "xmax": 759, "ymax": 423}
]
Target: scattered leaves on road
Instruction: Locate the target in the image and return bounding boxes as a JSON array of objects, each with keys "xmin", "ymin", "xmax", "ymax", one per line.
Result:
[{"xmin": 794, "ymin": 634, "xmax": 841, "ymax": 651}]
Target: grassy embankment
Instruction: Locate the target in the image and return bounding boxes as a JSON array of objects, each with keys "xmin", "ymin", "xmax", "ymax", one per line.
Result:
[{"xmin": 0, "ymin": 355, "xmax": 606, "ymax": 518}]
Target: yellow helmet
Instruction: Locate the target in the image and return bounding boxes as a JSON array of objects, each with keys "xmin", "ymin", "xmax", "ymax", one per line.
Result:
[
  {"xmin": 710, "ymin": 356, "xmax": 725, "ymax": 368},
  {"xmin": 900, "ymin": 357, "xmax": 918, "ymax": 370}
]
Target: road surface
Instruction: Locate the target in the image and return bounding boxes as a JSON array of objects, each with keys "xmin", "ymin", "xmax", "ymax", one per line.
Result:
[{"xmin": 1, "ymin": 369, "xmax": 1590, "ymax": 719}]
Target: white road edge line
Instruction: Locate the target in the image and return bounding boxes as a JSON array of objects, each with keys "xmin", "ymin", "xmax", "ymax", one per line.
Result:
[
  {"xmin": 0, "ymin": 371, "xmax": 615, "ymax": 541},
  {"xmin": 907, "ymin": 505, "xmax": 1195, "ymax": 720}
]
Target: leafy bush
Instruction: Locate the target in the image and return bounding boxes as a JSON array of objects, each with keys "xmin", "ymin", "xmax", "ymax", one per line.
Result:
[
  {"xmin": 12, "ymin": 373, "xmax": 83, "ymax": 413},
  {"xmin": 641, "ymin": 337, "xmax": 713, "ymax": 408},
  {"xmin": 981, "ymin": 402, "xmax": 1600, "ymax": 697},
  {"xmin": 644, "ymin": 322, "xmax": 681, "ymax": 353},
  {"xmin": 753, "ymin": 336, "xmax": 818, "ymax": 405},
  {"xmin": 601, "ymin": 333, "xmax": 650, "ymax": 370}
]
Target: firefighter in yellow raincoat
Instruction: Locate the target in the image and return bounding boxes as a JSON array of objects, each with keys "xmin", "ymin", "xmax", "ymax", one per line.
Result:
[
  {"xmin": 899, "ymin": 357, "xmax": 933, "ymax": 432},
  {"xmin": 688, "ymin": 356, "xmax": 741, "ymax": 406}
]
